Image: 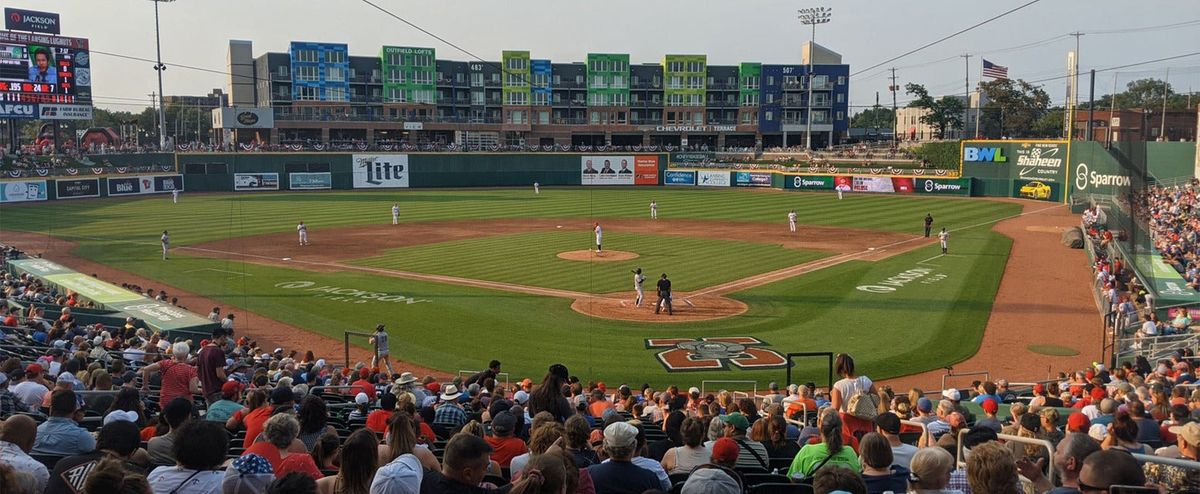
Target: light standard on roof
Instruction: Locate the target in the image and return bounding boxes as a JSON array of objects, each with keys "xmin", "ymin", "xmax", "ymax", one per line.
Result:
[
  {"xmin": 798, "ymin": 7, "xmax": 831, "ymax": 150},
  {"xmin": 150, "ymin": 0, "xmax": 175, "ymax": 150}
]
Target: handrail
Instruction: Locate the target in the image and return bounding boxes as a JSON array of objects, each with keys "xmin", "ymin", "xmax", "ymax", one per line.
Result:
[
  {"xmin": 954, "ymin": 429, "xmax": 1056, "ymax": 485},
  {"xmin": 1131, "ymin": 453, "xmax": 1200, "ymax": 470},
  {"xmin": 701, "ymin": 380, "xmax": 758, "ymax": 400},
  {"xmin": 456, "ymin": 370, "xmax": 510, "ymax": 390},
  {"xmin": 942, "ymin": 370, "xmax": 990, "ymax": 392}
]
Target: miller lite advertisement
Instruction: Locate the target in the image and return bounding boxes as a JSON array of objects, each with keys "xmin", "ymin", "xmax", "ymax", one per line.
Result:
[{"xmin": 352, "ymin": 154, "xmax": 409, "ymax": 188}]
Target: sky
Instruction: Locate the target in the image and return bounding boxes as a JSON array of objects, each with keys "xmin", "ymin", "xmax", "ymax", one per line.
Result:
[{"xmin": 18, "ymin": 0, "xmax": 1200, "ymax": 114}]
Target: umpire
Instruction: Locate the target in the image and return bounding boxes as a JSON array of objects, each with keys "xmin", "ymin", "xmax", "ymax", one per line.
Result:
[
  {"xmin": 655, "ymin": 273, "xmax": 673, "ymax": 315},
  {"xmin": 924, "ymin": 213, "xmax": 934, "ymax": 237}
]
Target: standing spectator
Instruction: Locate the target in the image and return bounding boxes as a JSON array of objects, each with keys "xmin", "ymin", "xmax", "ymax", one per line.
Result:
[
  {"xmin": 587, "ymin": 422, "xmax": 661, "ymax": 494},
  {"xmin": 527, "ymin": 364, "xmax": 573, "ymax": 422},
  {"xmin": 196, "ymin": 332, "xmax": 228, "ymax": 405},
  {"xmin": 221, "ymin": 313, "xmax": 236, "ymax": 334},
  {"xmin": 464, "ymin": 360, "xmax": 501, "ymax": 387},
  {"xmin": 147, "ymin": 421, "xmax": 230, "ymax": 493},
  {"xmin": 873, "ymin": 412, "xmax": 917, "ymax": 469},
  {"xmin": 147, "ymin": 397, "xmax": 192, "ymax": 465},
  {"xmin": 859, "ymin": 433, "xmax": 908, "ymax": 494},
  {"xmin": 140, "ymin": 342, "xmax": 200, "ymax": 406},
  {"xmin": 0, "ymin": 414, "xmax": 48, "ymax": 492},
  {"xmin": 484, "ymin": 411, "xmax": 527, "ymax": 467},
  {"xmin": 207, "ymin": 307, "xmax": 220, "ymax": 323},
  {"xmin": 788, "ymin": 411, "xmax": 860, "ymax": 480},
  {"xmin": 830, "ymin": 353, "xmax": 875, "ymax": 414},
  {"xmin": 32, "ymin": 389, "xmax": 95, "ymax": 456},
  {"xmin": 45, "ymin": 420, "xmax": 146, "ymax": 494},
  {"xmin": 317, "ymin": 429, "xmax": 376, "ymax": 494}
]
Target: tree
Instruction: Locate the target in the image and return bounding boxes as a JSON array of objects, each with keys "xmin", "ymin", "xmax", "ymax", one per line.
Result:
[
  {"xmin": 976, "ymin": 78, "xmax": 1051, "ymax": 138},
  {"xmin": 850, "ymin": 105, "xmax": 895, "ymax": 129},
  {"xmin": 1032, "ymin": 107, "xmax": 1064, "ymax": 138},
  {"xmin": 904, "ymin": 83, "xmax": 964, "ymax": 139},
  {"xmin": 1087, "ymin": 78, "xmax": 1196, "ymax": 110}
]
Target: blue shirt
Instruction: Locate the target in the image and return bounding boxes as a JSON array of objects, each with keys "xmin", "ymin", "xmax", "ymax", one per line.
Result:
[
  {"xmin": 28, "ymin": 66, "xmax": 56, "ymax": 84},
  {"xmin": 32, "ymin": 417, "xmax": 95, "ymax": 456},
  {"xmin": 972, "ymin": 393, "xmax": 1003, "ymax": 405}
]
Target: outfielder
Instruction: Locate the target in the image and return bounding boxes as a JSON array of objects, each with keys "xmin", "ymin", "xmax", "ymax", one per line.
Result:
[
  {"xmin": 297, "ymin": 221, "xmax": 309, "ymax": 246},
  {"xmin": 788, "ymin": 210, "xmax": 797, "ymax": 233},
  {"xmin": 391, "ymin": 203, "xmax": 400, "ymax": 225},
  {"xmin": 633, "ymin": 267, "xmax": 646, "ymax": 306},
  {"xmin": 938, "ymin": 227, "xmax": 949, "ymax": 254},
  {"xmin": 594, "ymin": 222, "xmax": 603, "ymax": 253},
  {"xmin": 836, "ymin": 183, "xmax": 849, "ymax": 200},
  {"xmin": 534, "ymin": 182, "xmax": 540, "ymax": 195},
  {"xmin": 161, "ymin": 231, "xmax": 169, "ymax": 260},
  {"xmin": 172, "ymin": 189, "xmax": 179, "ymax": 204},
  {"xmin": 650, "ymin": 200, "xmax": 658, "ymax": 219}
]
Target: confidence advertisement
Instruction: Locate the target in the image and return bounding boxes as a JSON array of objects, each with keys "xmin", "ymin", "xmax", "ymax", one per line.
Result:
[
  {"xmin": 289, "ymin": 172, "xmax": 332, "ymax": 190},
  {"xmin": 234, "ymin": 173, "xmax": 280, "ymax": 191},
  {"xmin": 696, "ymin": 170, "xmax": 731, "ymax": 187},
  {"xmin": 55, "ymin": 178, "xmax": 100, "ymax": 199},
  {"xmin": 734, "ymin": 172, "xmax": 773, "ymax": 187},
  {"xmin": 664, "ymin": 170, "xmax": 696, "ymax": 186},
  {"xmin": 107, "ymin": 175, "xmax": 183, "ymax": 196},
  {"xmin": 0, "ymin": 179, "xmax": 47, "ymax": 203},
  {"xmin": 783, "ymin": 175, "xmax": 834, "ymax": 190},
  {"xmin": 915, "ymin": 178, "xmax": 972, "ymax": 196},
  {"xmin": 353, "ymin": 154, "xmax": 409, "ymax": 188},
  {"xmin": 1012, "ymin": 179, "xmax": 1061, "ymax": 202},
  {"xmin": 581, "ymin": 156, "xmax": 635, "ymax": 185},
  {"xmin": 634, "ymin": 156, "xmax": 659, "ymax": 185}
]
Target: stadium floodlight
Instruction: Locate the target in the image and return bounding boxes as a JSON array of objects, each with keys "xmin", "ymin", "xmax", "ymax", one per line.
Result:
[
  {"xmin": 798, "ymin": 7, "xmax": 832, "ymax": 151},
  {"xmin": 150, "ymin": 0, "xmax": 176, "ymax": 151}
]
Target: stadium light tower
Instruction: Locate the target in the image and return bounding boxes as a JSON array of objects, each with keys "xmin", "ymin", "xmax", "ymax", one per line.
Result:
[
  {"xmin": 798, "ymin": 7, "xmax": 831, "ymax": 150},
  {"xmin": 150, "ymin": 0, "xmax": 175, "ymax": 150}
]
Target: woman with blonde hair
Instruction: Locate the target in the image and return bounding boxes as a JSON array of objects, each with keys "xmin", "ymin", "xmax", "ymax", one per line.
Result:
[
  {"xmin": 378, "ymin": 413, "xmax": 441, "ymax": 470},
  {"xmin": 907, "ymin": 447, "xmax": 961, "ymax": 493}
]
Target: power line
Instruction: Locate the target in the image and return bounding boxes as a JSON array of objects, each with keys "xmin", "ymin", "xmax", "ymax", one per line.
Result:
[
  {"xmin": 851, "ymin": 0, "xmax": 1044, "ymax": 77},
  {"xmin": 1088, "ymin": 18, "xmax": 1200, "ymax": 35}
]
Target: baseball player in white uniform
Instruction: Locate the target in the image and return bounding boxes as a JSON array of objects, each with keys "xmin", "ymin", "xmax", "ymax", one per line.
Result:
[
  {"xmin": 297, "ymin": 221, "xmax": 309, "ymax": 246},
  {"xmin": 836, "ymin": 183, "xmax": 849, "ymax": 200},
  {"xmin": 788, "ymin": 210, "xmax": 797, "ymax": 233},
  {"xmin": 161, "ymin": 231, "xmax": 169, "ymax": 260},
  {"xmin": 594, "ymin": 222, "xmax": 603, "ymax": 253},
  {"xmin": 650, "ymin": 200, "xmax": 658, "ymax": 219},
  {"xmin": 938, "ymin": 228, "xmax": 949, "ymax": 254},
  {"xmin": 633, "ymin": 267, "xmax": 646, "ymax": 306},
  {"xmin": 391, "ymin": 203, "xmax": 400, "ymax": 225},
  {"xmin": 172, "ymin": 189, "xmax": 179, "ymax": 204},
  {"xmin": 534, "ymin": 182, "xmax": 540, "ymax": 195}
]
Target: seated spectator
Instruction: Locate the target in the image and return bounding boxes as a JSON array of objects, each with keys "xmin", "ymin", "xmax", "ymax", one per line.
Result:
[
  {"xmin": 1144, "ymin": 421, "xmax": 1200, "ymax": 492},
  {"xmin": 705, "ymin": 412, "xmax": 769, "ymax": 470},
  {"xmin": 223, "ymin": 454, "xmax": 275, "ymax": 494},
  {"xmin": 510, "ymin": 419, "xmax": 565, "ymax": 478},
  {"xmin": 317, "ymin": 429, "xmax": 375, "ymax": 494},
  {"xmin": 243, "ymin": 413, "xmax": 323, "ymax": 479},
  {"xmin": 966, "ymin": 441, "xmax": 1018, "ymax": 494},
  {"xmin": 759, "ymin": 413, "xmax": 800, "ymax": 459},
  {"xmin": 367, "ymin": 392, "xmax": 398, "ymax": 435},
  {"xmin": 0, "ymin": 368, "xmax": 35, "ymax": 415},
  {"xmin": 1029, "ymin": 384, "xmax": 1063, "ymax": 410},
  {"xmin": 432, "ymin": 385, "xmax": 469, "ymax": 435},
  {"xmin": 147, "ymin": 397, "xmax": 192, "ymax": 465},
  {"xmin": 205, "ymin": 381, "xmax": 245, "ymax": 423},
  {"xmin": 45, "ymin": 420, "xmax": 147, "ymax": 493},
  {"xmin": 971, "ymin": 381, "xmax": 1003, "ymax": 405},
  {"xmin": 147, "ymin": 420, "xmax": 229, "ymax": 493},
  {"xmin": 347, "ymin": 392, "xmax": 371, "ymax": 422},
  {"xmin": 813, "ymin": 465, "xmax": 868, "ymax": 494},
  {"xmin": 788, "ymin": 410, "xmax": 861, "ymax": 480},
  {"xmin": 1001, "ymin": 402, "xmax": 1028, "ymax": 436},
  {"xmin": 1103, "ymin": 411, "xmax": 1152, "ymax": 454},
  {"xmin": 680, "ymin": 465, "xmax": 742, "ymax": 494},
  {"xmin": 588, "ymin": 388, "xmax": 613, "ymax": 418},
  {"xmin": 873, "ymin": 412, "xmax": 917, "ymax": 469},
  {"xmin": 32, "ymin": 389, "xmax": 96, "ymax": 456},
  {"xmin": 1127, "ymin": 400, "xmax": 1162, "ymax": 446},
  {"xmin": 83, "ymin": 458, "xmax": 152, "ymax": 494},
  {"xmin": 587, "ymin": 422, "xmax": 661, "ymax": 494},
  {"xmin": 906, "ymin": 447, "xmax": 959, "ymax": 494},
  {"xmin": 11, "ymin": 363, "xmax": 49, "ymax": 409},
  {"xmin": 974, "ymin": 399, "xmax": 1002, "ymax": 433},
  {"xmin": 297, "ymin": 395, "xmax": 337, "ymax": 452},
  {"xmin": 270, "ymin": 472, "xmax": 317, "ymax": 494},
  {"xmin": 564, "ymin": 415, "xmax": 600, "ymax": 468},
  {"xmin": 484, "ymin": 410, "xmax": 528, "ymax": 468},
  {"xmin": 661, "ymin": 416, "xmax": 710, "ymax": 475},
  {"xmin": 859, "ymin": 433, "xmax": 908, "ymax": 494},
  {"xmin": 0, "ymin": 414, "xmax": 48, "ymax": 492},
  {"xmin": 418, "ymin": 433, "xmax": 499, "ymax": 494},
  {"xmin": 379, "ymin": 413, "xmax": 440, "ymax": 471},
  {"xmin": 1077, "ymin": 449, "xmax": 1146, "ymax": 491}
]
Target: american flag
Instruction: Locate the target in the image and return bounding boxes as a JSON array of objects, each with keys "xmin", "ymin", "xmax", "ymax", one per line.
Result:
[{"xmin": 982, "ymin": 59, "xmax": 1008, "ymax": 80}]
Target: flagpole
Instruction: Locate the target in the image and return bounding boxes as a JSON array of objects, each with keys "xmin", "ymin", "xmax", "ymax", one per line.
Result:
[{"xmin": 974, "ymin": 62, "xmax": 982, "ymax": 138}]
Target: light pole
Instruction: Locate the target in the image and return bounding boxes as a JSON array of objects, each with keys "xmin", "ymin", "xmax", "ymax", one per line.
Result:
[
  {"xmin": 798, "ymin": 7, "xmax": 831, "ymax": 150},
  {"xmin": 150, "ymin": 0, "xmax": 175, "ymax": 150}
]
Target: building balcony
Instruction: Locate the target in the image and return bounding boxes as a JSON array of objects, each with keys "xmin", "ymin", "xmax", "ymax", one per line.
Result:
[
  {"xmin": 631, "ymin": 82, "xmax": 662, "ymax": 89},
  {"xmin": 271, "ymin": 73, "xmax": 291, "ymax": 81},
  {"xmin": 707, "ymin": 100, "xmax": 739, "ymax": 108}
]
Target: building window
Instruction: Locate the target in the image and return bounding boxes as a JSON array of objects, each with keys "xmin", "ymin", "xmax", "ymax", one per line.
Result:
[
  {"xmin": 326, "ymin": 67, "xmax": 345, "ymax": 82},
  {"xmin": 507, "ymin": 74, "xmax": 528, "ymax": 87},
  {"xmin": 506, "ymin": 92, "xmax": 529, "ymax": 106},
  {"xmin": 836, "ymin": 111, "xmax": 844, "ymax": 120},
  {"xmin": 326, "ymin": 50, "xmax": 346, "ymax": 64},
  {"xmin": 687, "ymin": 76, "xmax": 703, "ymax": 89},
  {"xmin": 295, "ymin": 49, "xmax": 318, "ymax": 63},
  {"xmin": 470, "ymin": 73, "xmax": 483, "ymax": 87},
  {"xmin": 532, "ymin": 92, "xmax": 549, "ymax": 106},
  {"xmin": 591, "ymin": 75, "xmax": 606, "ymax": 88},
  {"xmin": 687, "ymin": 61, "xmax": 704, "ymax": 72},
  {"xmin": 386, "ymin": 52, "xmax": 402, "ymax": 66},
  {"xmin": 612, "ymin": 93, "xmax": 627, "ymax": 106},
  {"xmin": 743, "ymin": 75, "xmax": 759, "ymax": 89},
  {"xmin": 506, "ymin": 58, "xmax": 527, "ymax": 71},
  {"xmin": 413, "ymin": 72, "xmax": 433, "ymax": 85},
  {"xmin": 296, "ymin": 86, "xmax": 318, "ymax": 101},
  {"xmin": 693, "ymin": 112, "xmax": 703, "ymax": 124},
  {"xmin": 388, "ymin": 88, "xmax": 406, "ymax": 103},
  {"xmin": 414, "ymin": 54, "xmax": 432, "ymax": 67},
  {"xmin": 471, "ymin": 92, "xmax": 485, "ymax": 105},
  {"xmin": 326, "ymin": 87, "xmax": 347, "ymax": 102},
  {"xmin": 611, "ymin": 75, "xmax": 625, "ymax": 89},
  {"xmin": 837, "ymin": 76, "xmax": 846, "ymax": 85},
  {"xmin": 295, "ymin": 66, "xmax": 318, "ymax": 82},
  {"xmin": 813, "ymin": 75, "xmax": 828, "ymax": 87},
  {"xmin": 388, "ymin": 70, "xmax": 404, "ymax": 84},
  {"xmin": 667, "ymin": 76, "xmax": 683, "ymax": 90},
  {"xmin": 836, "ymin": 93, "xmax": 844, "ymax": 103},
  {"xmin": 765, "ymin": 110, "xmax": 773, "ymax": 121},
  {"xmin": 667, "ymin": 61, "xmax": 683, "ymax": 72},
  {"xmin": 765, "ymin": 93, "xmax": 775, "ymax": 104},
  {"xmin": 742, "ymin": 93, "xmax": 759, "ymax": 106},
  {"xmin": 688, "ymin": 94, "xmax": 703, "ymax": 107}
]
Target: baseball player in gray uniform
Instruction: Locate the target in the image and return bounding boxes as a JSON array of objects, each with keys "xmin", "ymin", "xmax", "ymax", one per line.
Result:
[{"xmin": 633, "ymin": 268, "xmax": 646, "ymax": 306}]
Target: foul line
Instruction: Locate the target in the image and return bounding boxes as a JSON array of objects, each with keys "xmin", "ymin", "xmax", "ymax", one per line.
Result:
[
  {"xmin": 917, "ymin": 254, "xmax": 945, "ymax": 265},
  {"xmin": 185, "ymin": 268, "xmax": 253, "ymax": 276}
]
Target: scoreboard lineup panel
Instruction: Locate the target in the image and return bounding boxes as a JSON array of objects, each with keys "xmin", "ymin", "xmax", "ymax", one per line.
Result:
[{"xmin": 0, "ymin": 30, "xmax": 89, "ymax": 105}]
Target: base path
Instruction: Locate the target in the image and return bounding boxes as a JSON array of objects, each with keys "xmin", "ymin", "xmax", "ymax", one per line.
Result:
[{"xmin": 557, "ymin": 250, "xmax": 639, "ymax": 262}]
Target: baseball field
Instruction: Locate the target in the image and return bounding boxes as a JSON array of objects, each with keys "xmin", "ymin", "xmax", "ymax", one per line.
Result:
[{"xmin": 1, "ymin": 187, "xmax": 1030, "ymax": 387}]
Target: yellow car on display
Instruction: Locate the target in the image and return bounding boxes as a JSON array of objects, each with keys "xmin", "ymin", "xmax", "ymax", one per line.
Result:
[{"xmin": 1019, "ymin": 181, "xmax": 1052, "ymax": 200}]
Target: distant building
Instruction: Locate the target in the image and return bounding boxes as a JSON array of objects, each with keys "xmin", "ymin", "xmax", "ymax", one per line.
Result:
[
  {"xmin": 1072, "ymin": 107, "xmax": 1197, "ymax": 143},
  {"xmin": 894, "ymin": 92, "xmax": 985, "ymax": 142}
]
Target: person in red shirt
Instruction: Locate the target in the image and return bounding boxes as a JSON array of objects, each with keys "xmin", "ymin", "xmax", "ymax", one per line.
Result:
[
  {"xmin": 196, "ymin": 332, "xmax": 228, "ymax": 405},
  {"xmin": 140, "ymin": 341, "xmax": 200, "ymax": 406},
  {"xmin": 241, "ymin": 386, "xmax": 295, "ymax": 448},
  {"xmin": 350, "ymin": 368, "xmax": 377, "ymax": 400},
  {"xmin": 1, "ymin": 308, "xmax": 17, "ymax": 327},
  {"xmin": 243, "ymin": 413, "xmax": 322, "ymax": 480},
  {"xmin": 484, "ymin": 411, "xmax": 527, "ymax": 467},
  {"xmin": 367, "ymin": 393, "xmax": 398, "ymax": 434}
]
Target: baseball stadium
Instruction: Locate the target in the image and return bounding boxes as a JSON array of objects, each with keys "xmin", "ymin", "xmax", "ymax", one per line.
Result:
[{"xmin": 3, "ymin": 2, "xmax": 1200, "ymax": 492}]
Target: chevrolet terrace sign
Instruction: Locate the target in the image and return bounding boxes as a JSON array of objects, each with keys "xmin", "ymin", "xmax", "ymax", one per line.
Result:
[{"xmin": 640, "ymin": 125, "xmax": 737, "ymax": 133}]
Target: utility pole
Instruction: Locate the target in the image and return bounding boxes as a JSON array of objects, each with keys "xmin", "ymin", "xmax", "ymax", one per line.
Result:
[
  {"xmin": 961, "ymin": 54, "xmax": 972, "ymax": 140},
  {"xmin": 1069, "ymin": 32, "xmax": 1084, "ymax": 115},
  {"xmin": 1087, "ymin": 69, "xmax": 1095, "ymax": 141},
  {"xmin": 889, "ymin": 67, "xmax": 898, "ymax": 147},
  {"xmin": 150, "ymin": 0, "xmax": 177, "ymax": 150},
  {"xmin": 798, "ymin": 7, "xmax": 832, "ymax": 150},
  {"xmin": 1161, "ymin": 67, "xmax": 1170, "ymax": 141},
  {"xmin": 1108, "ymin": 74, "xmax": 1117, "ymax": 147}
]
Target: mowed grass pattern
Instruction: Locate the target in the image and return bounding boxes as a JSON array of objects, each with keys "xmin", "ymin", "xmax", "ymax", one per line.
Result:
[{"xmin": 354, "ymin": 230, "xmax": 828, "ymax": 293}]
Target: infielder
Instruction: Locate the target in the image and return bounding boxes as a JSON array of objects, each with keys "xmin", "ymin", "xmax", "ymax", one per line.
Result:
[
  {"xmin": 391, "ymin": 203, "xmax": 400, "ymax": 225},
  {"xmin": 172, "ymin": 189, "xmax": 179, "ymax": 204},
  {"xmin": 788, "ymin": 210, "xmax": 797, "ymax": 233},
  {"xmin": 632, "ymin": 267, "xmax": 646, "ymax": 306},
  {"xmin": 160, "ymin": 231, "xmax": 169, "ymax": 260},
  {"xmin": 938, "ymin": 228, "xmax": 949, "ymax": 254},
  {"xmin": 534, "ymin": 182, "xmax": 540, "ymax": 194},
  {"xmin": 594, "ymin": 222, "xmax": 603, "ymax": 253},
  {"xmin": 297, "ymin": 221, "xmax": 309, "ymax": 246},
  {"xmin": 650, "ymin": 200, "xmax": 658, "ymax": 219}
]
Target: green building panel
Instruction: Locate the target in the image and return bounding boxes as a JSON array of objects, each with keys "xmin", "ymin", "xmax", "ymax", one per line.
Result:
[
  {"xmin": 739, "ymin": 62, "xmax": 761, "ymax": 107},
  {"xmin": 586, "ymin": 53, "xmax": 630, "ymax": 106},
  {"xmin": 502, "ymin": 50, "xmax": 531, "ymax": 106},
  {"xmin": 663, "ymin": 54, "xmax": 706, "ymax": 107},
  {"xmin": 380, "ymin": 46, "xmax": 436, "ymax": 104}
]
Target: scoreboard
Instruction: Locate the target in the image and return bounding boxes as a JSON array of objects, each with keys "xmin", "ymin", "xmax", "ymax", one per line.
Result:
[{"xmin": 0, "ymin": 30, "xmax": 89, "ymax": 105}]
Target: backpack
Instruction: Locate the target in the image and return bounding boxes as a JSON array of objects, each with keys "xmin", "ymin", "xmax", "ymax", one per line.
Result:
[{"xmin": 845, "ymin": 378, "xmax": 879, "ymax": 420}]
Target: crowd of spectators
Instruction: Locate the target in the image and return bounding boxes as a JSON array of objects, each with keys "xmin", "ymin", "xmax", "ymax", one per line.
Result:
[{"xmin": 1137, "ymin": 179, "xmax": 1200, "ymax": 293}]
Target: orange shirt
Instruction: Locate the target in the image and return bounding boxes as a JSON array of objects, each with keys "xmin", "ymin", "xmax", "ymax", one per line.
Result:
[
  {"xmin": 485, "ymin": 435, "xmax": 528, "ymax": 467},
  {"xmin": 589, "ymin": 400, "xmax": 614, "ymax": 418}
]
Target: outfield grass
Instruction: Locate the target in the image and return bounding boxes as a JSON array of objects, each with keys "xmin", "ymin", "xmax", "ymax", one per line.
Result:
[
  {"xmin": 354, "ymin": 231, "xmax": 828, "ymax": 293},
  {"xmin": 0, "ymin": 188, "xmax": 1022, "ymax": 385}
]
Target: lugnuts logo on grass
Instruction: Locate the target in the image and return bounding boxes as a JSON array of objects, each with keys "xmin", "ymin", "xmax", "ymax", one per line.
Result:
[{"xmin": 645, "ymin": 337, "xmax": 787, "ymax": 371}]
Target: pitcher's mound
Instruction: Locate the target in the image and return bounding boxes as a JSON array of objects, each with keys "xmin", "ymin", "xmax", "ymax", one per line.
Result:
[{"xmin": 557, "ymin": 250, "xmax": 639, "ymax": 262}]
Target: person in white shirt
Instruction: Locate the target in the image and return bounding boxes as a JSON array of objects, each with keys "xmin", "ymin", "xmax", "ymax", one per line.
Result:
[
  {"xmin": 788, "ymin": 210, "xmax": 798, "ymax": 233},
  {"xmin": 650, "ymin": 200, "xmax": 658, "ymax": 219},
  {"xmin": 161, "ymin": 231, "xmax": 169, "ymax": 260},
  {"xmin": 392, "ymin": 203, "xmax": 401, "ymax": 225},
  {"xmin": 207, "ymin": 307, "xmax": 220, "ymax": 323},
  {"xmin": 0, "ymin": 415, "xmax": 48, "ymax": 493},
  {"xmin": 172, "ymin": 189, "xmax": 179, "ymax": 204},
  {"xmin": 594, "ymin": 223, "xmax": 603, "ymax": 253},
  {"xmin": 633, "ymin": 268, "xmax": 646, "ymax": 307},
  {"xmin": 534, "ymin": 182, "xmax": 540, "ymax": 194},
  {"xmin": 938, "ymin": 228, "xmax": 949, "ymax": 254},
  {"xmin": 297, "ymin": 221, "xmax": 309, "ymax": 246},
  {"xmin": 221, "ymin": 314, "xmax": 235, "ymax": 334}
]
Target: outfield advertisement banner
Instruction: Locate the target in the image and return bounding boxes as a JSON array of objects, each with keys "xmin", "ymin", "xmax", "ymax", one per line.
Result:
[
  {"xmin": 783, "ymin": 175, "xmax": 834, "ymax": 190},
  {"xmin": 634, "ymin": 156, "xmax": 659, "ymax": 185},
  {"xmin": 55, "ymin": 178, "xmax": 100, "ymax": 199},
  {"xmin": 734, "ymin": 171, "xmax": 773, "ymax": 187},
  {"xmin": 0, "ymin": 180, "xmax": 47, "ymax": 203},
  {"xmin": 581, "ymin": 156, "xmax": 636, "ymax": 185},
  {"xmin": 915, "ymin": 178, "xmax": 972, "ymax": 196},
  {"xmin": 1011, "ymin": 179, "xmax": 1060, "ymax": 202},
  {"xmin": 234, "ymin": 173, "xmax": 279, "ymax": 191},
  {"xmin": 670, "ymin": 152, "xmax": 714, "ymax": 164},
  {"xmin": 352, "ymin": 154, "xmax": 409, "ymax": 188},
  {"xmin": 288, "ymin": 172, "xmax": 331, "ymax": 190},
  {"xmin": 664, "ymin": 170, "xmax": 696, "ymax": 186},
  {"xmin": 107, "ymin": 175, "xmax": 184, "ymax": 196},
  {"xmin": 849, "ymin": 176, "xmax": 915, "ymax": 193},
  {"xmin": 961, "ymin": 140, "xmax": 1068, "ymax": 201},
  {"xmin": 696, "ymin": 170, "xmax": 731, "ymax": 187}
]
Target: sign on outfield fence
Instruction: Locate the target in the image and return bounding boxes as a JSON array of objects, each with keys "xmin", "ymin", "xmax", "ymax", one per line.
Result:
[
  {"xmin": 664, "ymin": 170, "xmax": 695, "ymax": 186},
  {"xmin": 352, "ymin": 154, "xmax": 409, "ymax": 188},
  {"xmin": 634, "ymin": 156, "xmax": 659, "ymax": 185},
  {"xmin": 734, "ymin": 172, "xmax": 773, "ymax": 187},
  {"xmin": 696, "ymin": 170, "xmax": 730, "ymax": 187},
  {"xmin": 234, "ymin": 173, "xmax": 279, "ymax": 191},
  {"xmin": 784, "ymin": 175, "xmax": 834, "ymax": 190},
  {"xmin": 289, "ymin": 172, "xmax": 331, "ymax": 190},
  {"xmin": 107, "ymin": 175, "xmax": 183, "ymax": 196},
  {"xmin": 581, "ymin": 156, "xmax": 636, "ymax": 185},
  {"xmin": 915, "ymin": 178, "xmax": 971, "ymax": 196},
  {"xmin": 0, "ymin": 179, "xmax": 47, "ymax": 202},
  {"xmin": 55, "ymin": 178, "xmax": 100, "ymax": 199}
]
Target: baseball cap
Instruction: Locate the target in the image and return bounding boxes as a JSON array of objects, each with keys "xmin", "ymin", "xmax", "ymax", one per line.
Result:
[
  {"xmin": 942, "ymin": 388, "xmax": 961, "ymax": 401},
  {"xmin": 355, "ymin": 392, "xmax": 370, "ymax": 405},
  {"xmin": 25, "ymin": 363, "xmax": 42, "ymax": 375},
  {"xmin": 1090, "ymin": 387, "xmax": 1107, "ymax": 401},
  {"xmin": 603, "ymin": 421, "xmax": 638, "ymax": 449},
  {"xmin": 710, "ymin": 437, "xmax": 740, "ymax": 464},
  {"xmin": 270, "ymin": 385, "xmax": 295, "ymax": 405},
  {"xmin": 981, "ymin": 398, "xmax": 998, "ymax": 414},
  {"xmin": 1020, "ymin": 413, "xmax": 1042, "ymax": 433},
  {"xmin": 223, "ymin": 454, "xmax": 275, "ymax": 494},
  {"xmin": 917, "ymin": 397, "xmax": 933, "ymax": 412},
  {"xmin": 680, "ymin": 465, "xmax": 741, "ymax": 494},
  {"xmin": 689, "ymin": 387, "xmax": 701, "ymax": 395},
  {"xmin": 1169, "ymin": 422, "xmax": 1200, "ymax": 445},
  {"xmin": 520, "ymin": 378, "xmax": 533, "ymax": 389},
  {"xmin": 874, "ymin": 412, "xmax": 901, "ymax": 434},
  {"xmin": 492, "ymin": 411, "xmax": 517, "ymax": 434},
  {"xmin": 1067, "ymin": 413, "xmax": 1091, "ymax": 433},
  {"xmin": 718, "ymin": 412, "xmax": 750, "ymax": 431},
  {"xmin": 1033, "ymin": 383, "xmax": 1046, "ymax": 394},
  {"xmin": 513, "ymin": 390, "xmax": 530, "ymax": 405},
  {"xmin": 221, "ymin": 381, "xmax": 243, "ymax": 399}
]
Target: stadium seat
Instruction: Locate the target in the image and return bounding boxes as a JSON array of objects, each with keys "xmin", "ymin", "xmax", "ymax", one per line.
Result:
[
  {"xmin": 31, "ymin": 453, "xmax": 65, "ymax": 470},
  {"xmin": 748, "ymin": 483, "xmax": 814, "ymax": 494},
  {"xmin": 668, "ymin": 473, "xmax": 690, "ymax": 486},
  {"xmin": 742, "ymin": 473, "xmax": 790, "ymax": 486}
]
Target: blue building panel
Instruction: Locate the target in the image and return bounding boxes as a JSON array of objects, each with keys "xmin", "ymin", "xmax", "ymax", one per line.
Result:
[
  {"xmin": 760, "ymin": 63, "xmax": 849, "ymax": 139},
  {"xmin": 289, "ymin": 41, "xmax": 350, "ymax": 102},
  {"xmin": 531, "ymin": 59, "xmax": 553, "ymax": 95}
]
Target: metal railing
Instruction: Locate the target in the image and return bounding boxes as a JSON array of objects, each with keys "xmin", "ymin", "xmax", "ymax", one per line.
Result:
[
  {"xmin": 701, "ymin": 380, "xmax": 758, "ymax": 399},
  {"xmin": 941, "ymin": 370, "xmax": 990, "ymax": 392},
  {"xmin": 955, "ymin": 430, "xmax": 1056, "ymax": 485},
  {"xmin": 456, "ymin": 370, "xmax": 511, "ymax": 390}
]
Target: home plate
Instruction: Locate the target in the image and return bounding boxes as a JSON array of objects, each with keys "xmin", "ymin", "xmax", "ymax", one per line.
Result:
[
  {"xmin": 619, "ymin": 300, "xmax": 627, "ymax": 307},
  {"xmin": 556, "ymin": 225, "xmax": 562, "ymax": 228},
  {"xmin": 868, "ymin": 247, "xmax": 875, "ymax": 251},
  {"xmin": 282, "ymin": 257, "xmax": 292, "ymax": 261}
]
